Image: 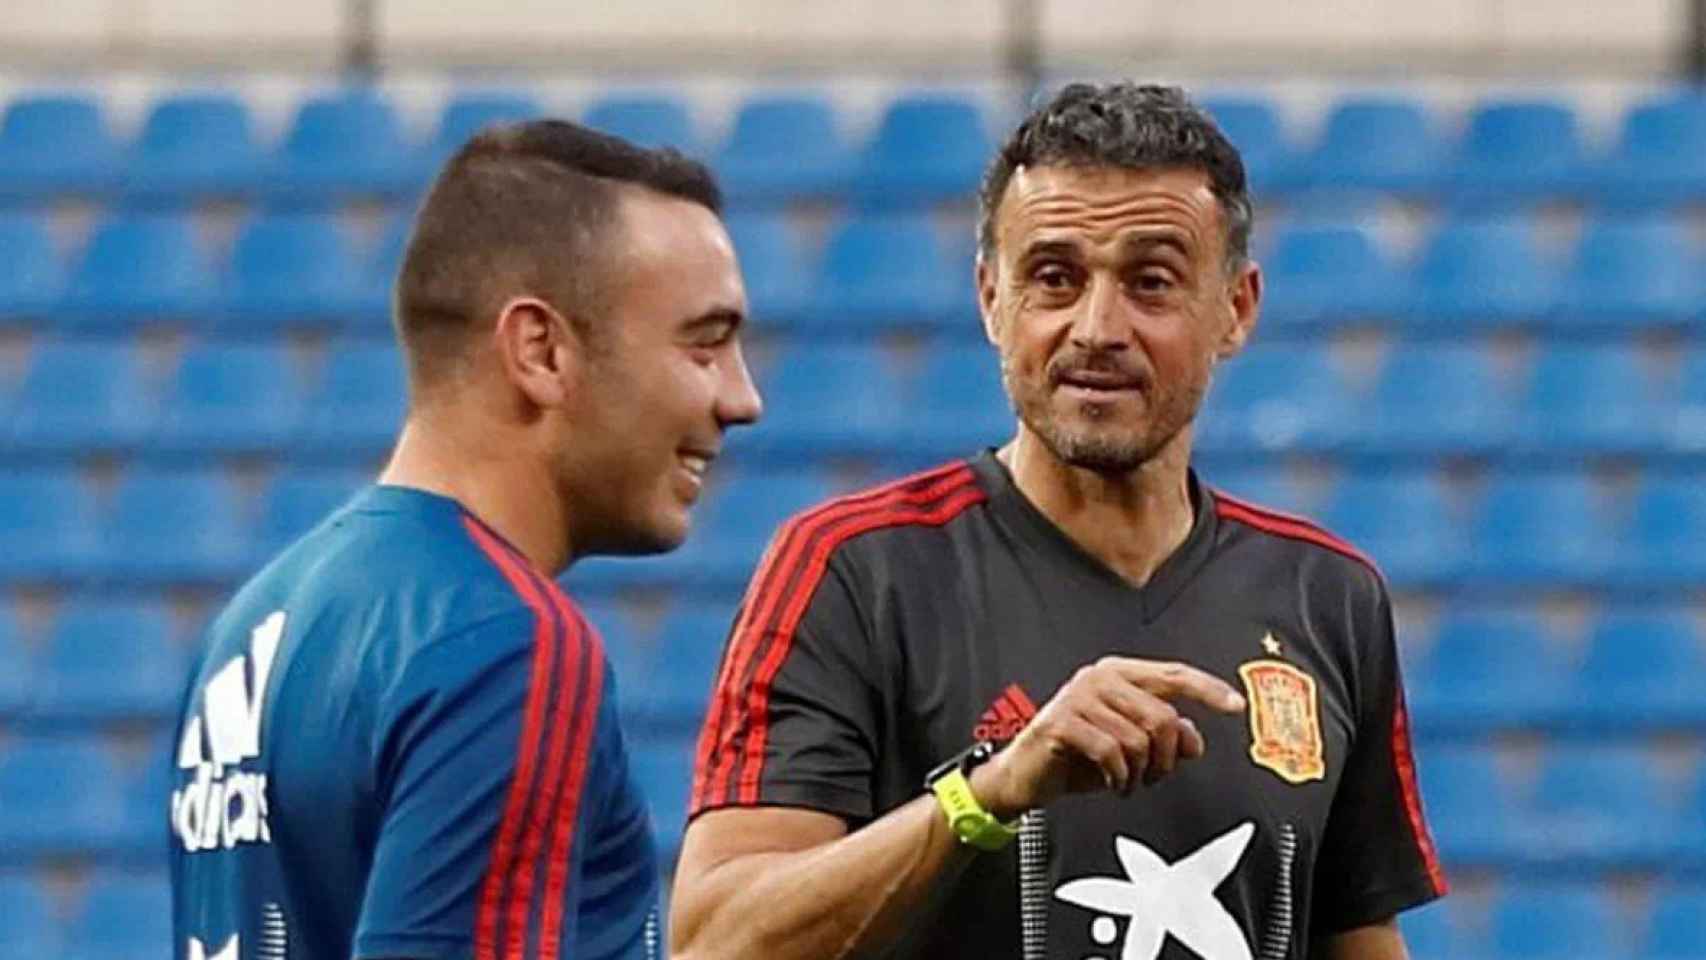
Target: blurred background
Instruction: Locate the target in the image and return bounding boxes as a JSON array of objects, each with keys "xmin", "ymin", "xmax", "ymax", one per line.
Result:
[{"xmin": 2, "ymin": 1, "xmax": 1705, "ymax": 957}]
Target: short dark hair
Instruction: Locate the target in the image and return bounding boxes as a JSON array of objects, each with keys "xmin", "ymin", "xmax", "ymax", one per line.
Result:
[
  {"xmin": 977, "ymin": 82, "xmax": 1253, "ymax": 270},
  {"xmin": 395, "ymin": 119, "xmax": 722, "ymax": 385}
]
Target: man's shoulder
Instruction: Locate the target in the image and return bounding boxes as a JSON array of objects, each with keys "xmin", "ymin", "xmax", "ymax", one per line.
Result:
[
  {"xmin": 1209, "ymin": 488, "xmax": 1386, "ymax": 596},
  {"xmin": 764, "ymin": 459, "xmax": 992, "ymax": 571}
]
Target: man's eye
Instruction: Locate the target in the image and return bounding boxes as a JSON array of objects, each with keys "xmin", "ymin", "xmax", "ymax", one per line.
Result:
[
  {"xmin": 1135, "ymin": 272, "xmax": 1174, "ymax": 293},
  {"xmin": 1036, "ymin": 267, "xmax": 1073, "ymax": 289}
]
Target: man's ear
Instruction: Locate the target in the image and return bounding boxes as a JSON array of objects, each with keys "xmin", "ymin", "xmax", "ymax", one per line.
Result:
[
  {"xmin": 493, "ymin": 295, "xmax": 579, "ymax": 409},
  {"xmin": 976, "ymin": 254, "xmax": 1001, "ymax": 346},
  {"xmin": 1215, "ymin": 260, "xmax": 1262, "ymax": 361}
]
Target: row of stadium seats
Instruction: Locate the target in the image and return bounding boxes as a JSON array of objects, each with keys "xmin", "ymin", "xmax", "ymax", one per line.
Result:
[
  {"xmin": 16, "ymin": 210, "xmax": 1706, "ymax": 335},
  {"xmin": 16, "ymin": 88, "xmax": 1706, "ymax": 209},
  {"xmin": 1404, "ymin": 888, "xmax": 1706, "ymax": 960},
  {"xmin": 0, "ymin": 872, "xmax": 167, "ymax": 960}
]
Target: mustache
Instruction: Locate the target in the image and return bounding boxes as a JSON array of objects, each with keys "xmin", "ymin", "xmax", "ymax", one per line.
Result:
[{"xmin": 1047, "ymin": 351, "xmax": 1149, "ymax": 387}]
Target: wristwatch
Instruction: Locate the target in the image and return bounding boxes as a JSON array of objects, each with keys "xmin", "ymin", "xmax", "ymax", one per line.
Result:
[{"xmin": 925, "ymin": 740, "xmax": 1018, "ymax": 851}]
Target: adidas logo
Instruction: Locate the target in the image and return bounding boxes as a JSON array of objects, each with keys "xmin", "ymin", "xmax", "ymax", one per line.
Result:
[{"xmin": 973, "ymin": 683, "xmax": 1038, "ymax": 741}]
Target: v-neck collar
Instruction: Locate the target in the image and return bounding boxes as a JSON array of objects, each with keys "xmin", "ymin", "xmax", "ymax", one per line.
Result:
[{"xmin": 970, "ymin": 449, "xmax": 1220, "ymax": 623}]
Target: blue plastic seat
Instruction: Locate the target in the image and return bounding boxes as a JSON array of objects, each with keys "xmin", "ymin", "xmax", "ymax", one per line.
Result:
[
  {"xmin": 689, "ymin": 471, "xmax": 840, "ymax": 587},
  {"xmin": 1412, "ymin": 743, "xmax": 1514, "ymax": 867},
  {"xmin": 1469, "ymin": 473, "xmax": 1608, "ymax": 586},
  {"xmin": 1201, "ymin": 467, "xmax": 1306, "ymax": 516},
  {"xmin": 644, "ymin": 606, "xmax": 738, "ymax": 726},
  {"xmin": 1257, "ymin": 224, "xmax": 1401, "ymax": 329},
  {"xmin": 853, "ymin": 94, "xmax": 991, "ymax": 206},
  {"xmin": 65, "ymin": 874, "xmax": 172, "ymax": 960},
  {"xmin": 1410, "ymin": 609, "xmax": 1568, "ymax": 732},
  {"xmin": 628, "ymin": 736, "xmax": 696, "ymax": 859},
  {"xmin": 1615, "ymin": 476, "xmax": 1706, "ymax": 588},
  {"xmin": 715, "ymin": 94, "xmax": 851, "ymax": 204},
  {"xmin": 33, "ymin": 599, "xmax": 183, "ymax": 725},
  {"xmin": 1593, "ymin": 92, "xmax": 1706, "ymax": 209},
  {"xmin": 1515, "ymin": 345, "xmax": 1667, "ymax": 456},
  {"xmin": 740, "ymin": 344, "xmax": 904, "ymax": 460},
  {"xmin": 1406, "ymin": 217, "xmax": 1557, "ymax": 329},
  {"xmin": 809, "ymin": 213, "xmax": 965, "ymax": 330},
  {"xmin": 0, "ymin": 608, "xmax": 28, "ymax": 719},
  {"xmin": 1196, "ymin": 344, "xmax": 1351, "ymax": 454},
  {"xmin": 434, "ymin": 91, "xmax": 541, "ymax": 154},
  {"xmin": 1488, "ymin": 884, "xmax": 1628, "ymax": 959},
  {"xmin": 0, "ymin": 469, "xmax": 101, "ymax": 584},
  {"xmin": 1448, "ymin": 99, "xmax": 1589, "ymax": 206},
  {"xmin": 266, "ymin": 90, "xmax": 421, "ymax": 202},
  {"xmin": 1645, "ymin": 886, "xmax": 1706, "ymax": 960},
  {"xmin": 356, "ymin": 211, "xmax": 415, "ymax": 334},
  {"xmin": 154, "ymin": 342, "xmax": 302, "ymax": 454},
  {"xmin": 1399, "ymin": 898, "xmax": 1472, "ymax": 960},
  {"xmin": 1570, "ymin": 608, "xmax": 1706, "ymax": 731},
  {"xmin": 724, "ymin": 213, "xmax": 811, "ymax": 328},
  {"xmin": 0, "ymin": 93, "xmax": 118, "ymax": 199},
  {"xmin": 1294, "ymin": 96, "xmax": 1441, "ymax": 196},
  {"xmin": 0, "ymin": 738, "xmax": 126, "ymax": 859},
  {"xmin": 0, "ymin": 213, "xmax": 62, "ymax": 320},
  {"xmin": 117, "ymin": 735, "xmax": 172, "ymax": 861},
  {"xmin": 301, "ymin": 341, "xmax": 408, "ymax": 457},
  {"xmin": 1201, "ymin": 95, "xmax": 1291, "ymax": 194},
  {"xmin": 901, "ymin": 341, "xmax": 1013, "ymax": 458},
  {"xmin": 220, "ymin": 212, "xmax": 369, "ymax": 332},
  {"xmin": 1520, "ymin": 747, "xmax": 1673, "ymax": 869},
  {"xmin": 62, "ymin": 214, "xmax": 216, "ymax": 329},
  {"xmin": 122, "ymin": 92, "xmax": 262, "ymax": 203},
  {"xmin": 0, "ymin": 876, "xmax": 59, "ymax": 956},
  {"xmin": 252, "ymin": 468, "xmax": 368, "ymax": 565},
  {"xmin": 1559, "ymin": 215, "xmax": 1705, "ymax": 329},
  {"xmin": 582, "ymin": 95, "xmax": 696, "ymax": 151},
  {"xmin": 1320, "ymin": 473, "xmax": 1466, "ymax": 589},
  {"xmin": 8, "ymin": 341, "xmax": 154, "ymax": 454},
  {"xmin": 1675, "ymin": 348, "xmax": 1706, "ymax": 456},
  {"xmin": 1347, "ymin": 344, "xmax": 1511, "ymax": 456},
  {"xmin": 99, "ymin": 467, "xmax": 249, "ymax": 585}
]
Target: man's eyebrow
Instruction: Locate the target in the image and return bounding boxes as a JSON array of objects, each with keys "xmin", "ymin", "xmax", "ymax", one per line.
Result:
[
  {"xmin": 1119, "ymin": 232, "xmax": 1191, "ymax": 259},
  {"xmin": 1016, "ymin": 238, "xmax": 1082, "ymax": 261},
  {"xmin": 680, "ymin": 306, "xmax": 746, "ymax": 332}
]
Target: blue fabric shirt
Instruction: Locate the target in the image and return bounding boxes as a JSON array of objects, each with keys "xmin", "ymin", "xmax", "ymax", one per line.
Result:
[{"xmin": 169, "ymin": 486, "xmax": 659, "ymax": 960}]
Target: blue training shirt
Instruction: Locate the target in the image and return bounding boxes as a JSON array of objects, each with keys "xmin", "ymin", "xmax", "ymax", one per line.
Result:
[{"xmin": 169, "ymin": 485, "xmax": 659, "ymax": 960}]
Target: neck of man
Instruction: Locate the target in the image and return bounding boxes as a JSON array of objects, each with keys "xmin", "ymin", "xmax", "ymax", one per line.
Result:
[
  {"xmin": 1000, "ymin": 423, "xmax": 1196, "ymax": 589},
  {"xmin": 379, "ymin": 404, "xmax": 575, "ymax": 575}
]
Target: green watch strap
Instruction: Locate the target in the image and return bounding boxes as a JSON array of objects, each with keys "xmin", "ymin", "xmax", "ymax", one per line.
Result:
[{"xmin": 930, "ymin": 767, "xmax": 1018, "ymax": 851}]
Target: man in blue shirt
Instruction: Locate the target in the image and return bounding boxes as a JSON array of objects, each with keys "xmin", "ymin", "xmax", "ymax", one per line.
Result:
[{"xmin": 169, "ymin": 120, "xmax": 762, "ymax": 960}]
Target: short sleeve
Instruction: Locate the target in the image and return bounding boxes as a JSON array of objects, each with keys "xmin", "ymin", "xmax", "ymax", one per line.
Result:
[
  {"xmin": 1311, "ymin": 577, "xmax": 1448, "ymax": 935},
  {"xmin": 355, "ymin": 605, "xmax": 606, "ymax": 960},
  {"xmin": 690, "ymin": 554, "xmax": 882, "ymax": 824}
]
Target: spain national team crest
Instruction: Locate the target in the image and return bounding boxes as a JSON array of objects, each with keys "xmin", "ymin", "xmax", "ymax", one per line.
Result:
[{"xmin": 1238, "ymin": 651, "xmax": 1325, "ymax": 785}]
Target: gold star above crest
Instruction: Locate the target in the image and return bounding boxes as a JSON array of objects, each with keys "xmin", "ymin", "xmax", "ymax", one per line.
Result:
[{"xmin": 1261, "ymin": 632, "xmax": 1282, "ymax": 657}]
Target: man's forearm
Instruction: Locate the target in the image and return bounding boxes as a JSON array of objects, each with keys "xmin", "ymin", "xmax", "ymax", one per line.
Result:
[{"xmin": 670, "ymin": 794, "xmax": 977, "ymax": 960}]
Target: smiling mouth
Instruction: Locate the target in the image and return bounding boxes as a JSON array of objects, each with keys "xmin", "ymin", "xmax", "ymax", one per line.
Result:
[
  {"xmin": 679, "ymin": 450, "xmax": 716, "ymax": 481},
  {"xmin": 1056, "ymin": 371, "xmax": 1145, "ymax": 394}
]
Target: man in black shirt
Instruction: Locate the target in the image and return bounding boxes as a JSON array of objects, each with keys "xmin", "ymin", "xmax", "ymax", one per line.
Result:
[{"xmin": 671, "ymin": 83, "xmax": 1445, "ymax": 960}]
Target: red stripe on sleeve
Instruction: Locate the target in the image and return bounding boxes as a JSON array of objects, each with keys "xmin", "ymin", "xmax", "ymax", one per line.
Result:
[
  {"xmin": 537, "ymin": 591, "xmax": 605, "ymax": 959},
  {"xmin": 736, "ymin": 480, "xmax": 989, "ymax": 804},
  {"xmin": 462, "ymin": 517, "xmax": 562, "ymax": 960},
  {"xmin": 1389, "ymin": 686, "xmax": 1449, "ymax": 896},
  {"xmin": 1214, "ymin": 495, "xmax": 1379, "ymax": 573}
]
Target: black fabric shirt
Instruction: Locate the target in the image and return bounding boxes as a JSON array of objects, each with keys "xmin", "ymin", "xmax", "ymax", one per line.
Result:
[{"xmin": 691, "ymin": 452, "xmax": 1445, "ymax": 960}]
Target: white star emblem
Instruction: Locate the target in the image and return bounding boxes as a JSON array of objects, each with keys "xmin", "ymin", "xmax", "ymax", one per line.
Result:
[
  {"xmin": 1261, "ymin": 633, "xmax": 1282, "ymax": 657},
  {"xmin": 1054, "ymin": 822, "xmax": 1256, "ymax": 960}
]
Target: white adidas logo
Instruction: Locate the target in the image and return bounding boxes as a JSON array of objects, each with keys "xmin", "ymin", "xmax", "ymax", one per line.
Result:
[{"xmin": 171, "ymin": 611, "xmax": 284, "ymax": 854}]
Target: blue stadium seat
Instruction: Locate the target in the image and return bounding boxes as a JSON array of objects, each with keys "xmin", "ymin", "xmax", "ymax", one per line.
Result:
[
  {"xmin": 64, "ymin": 874, "xmax": 172, "ymax": 960},
  {"xmin": 0, "ymin": 738, "xmax": 127, "ymax": 859},
  {"xmin": 1515, "ymin": 345, "xmax": 1667, "ymax": 456},
  {"xmin": 629, "ymin": 736, "xmax": 695, "ymax": 859},
  {"xmin": 1487, "ymin": 885, "xmax": 1628, "ymax": 959},
  {"xmin": 265, "ymin": 90, "xmax": 421, "ymax": 203},
  {"xmin": 1257, "ymin": 224, "xmax": 1402, "ymax": 329},
  {"xmin": 357, "ymin": 211, "xmax": 415, "ymax": 334},
  {"xmin": 583, "ymin": 94, "xmax": 696, "ymax": 151},
  {"xmin": 62, "ymin": 214, "xmax": 216, "ymax": 329},
  {"xmin": 1410, "ymin": 609, "xmax": 1568, "ymax": 732},
  {"xmin": 1615, "ymin": 475, "xmax": 1706, "ymax": 588},
  {"xmin": 0, "ymin": 93, "xmax": 118, "ymax": 199},
  {"xmin": 1675, "ymin": 347, "xmax": 1706, "ymax": 456},
  {"xmin": 724, "ymin": 213, "xmax": 811, "ymax": 328},
  {"xmin": 809, "ymin": 213, "xmax": 966, "ymax": 330},
  {"xmin": 1406, "ymin": 217, "xmax": 1558, "ymax": 329},
  {"xmin": 1447, "ymin": 99, "xmax": 1590, "ymax": 206},
  {"xmin": 117, "ymin": 737, "xmax": 172, "ymax": 862},
  {"xmin": 220, "ymin": 212, "xmax": 369, "ymax": 332},
  {"xmin": 900, "ymin": 341, "xmax": 1013, "ymax": 458},
  {"xmin": 1201, "ymin": 95, "xmax": 1292, "ymax": 194},
  {"xmin": 154, "ymin": 342, "xmax": 302, "ymax": 454},
  {"xmin": 1293, "ymin": 96, "xmax": 1441, "ymax": 196},
  {"xmin": 1559, "ymin": 215, "xmax": 1705, "ymax": 330},
  {"xmin": 32, "ymin": 599, "xmax": 183, "ymax": 725},
  {"xmin": 1412, "ymin": 743, "xmax": 1515, "ymax": 866},
  {"xmin": 644, "ymin": 606, "xmax": 737, "ymax": 726},
  {"xmin": 1347, "ymin": 345, "xmax": 1511, "ymax": 457},
  {"xmin": 1320, "ymin": 472, "xmax": 1466, "ymax": 588},
  {"xmin": 1400, "ymin": 898, "xmax": 1472, "ymax": 960},
  {"xmin": 99, "ymin": 467, "xmax": 250, "ymax": 585},
  {"xmin": 1645, "ymin": 886, "xmax": 1706, "ymax": 960},
  {"xmin": 121, "ymin": 92, "xmax": 262, "ymax": 203},
  {"xmin": 1469, "ymin": 473, "xmax": 1608, "ymax": 586},
  {"xmin": 0, "ymin": 608, "xmax": 28, "ymax": 719},
  {"xmin": 434, "ymin": 91, "xmax": 541, "ymax": 155},
  {"xmin": 740, "ymin": 344, "xmax": 904, "ymax": 460},
  {"xmin": 0, "ymin": 469, "xmax": 101, "ymax": 583},
  {"xmin": 0, "ymin": 876, "xmax": 60, "ymax": 957},
  {"xmin": 715, "ymin": 94, "xmax": 851, "ymax": 204},
  {"xmin": 301, "ymin": 341, "xmax": 407, "ymax": 457},
  {"xmin": 852, "ymin": 94, "xmax": 991, "ymax": 207},
  {"xmin": 252, "ymin": 468, "xmax": 368, "ymax": 565},
  {"xmin": 1593, "ymin": 92, "xmax": 1706, "ymax": 209},
  {"xmin": 1196, "ymin": 344, "xmax": 1352, "ymax": 455},
  {"xmin": 687, "ymin": 470, "xmax": 840, "ymax": 586},
  {"xmin": 8, "ymin": 341, "xmax": 154, "ymax": 454},
  {"xmin": 0, "ymin": 213, "xmax": 62, "ymax": 320},
  {"xmin": 1202, "ymin": 467, "xmax": 1309, "ymax": 516},
  {"xmin": 1570, "ymin": 608, "xmax": 1706, "ymax": 731},
  {"xmin": 1519, "ymin": 747, "xmax": 1675, "ymax": 870}
]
